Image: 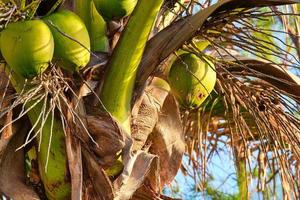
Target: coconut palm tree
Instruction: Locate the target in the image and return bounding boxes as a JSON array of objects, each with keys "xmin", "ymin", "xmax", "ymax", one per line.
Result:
[{"xmin": 0, "ymin": 0, "xmax": 300, "ymax": 199}]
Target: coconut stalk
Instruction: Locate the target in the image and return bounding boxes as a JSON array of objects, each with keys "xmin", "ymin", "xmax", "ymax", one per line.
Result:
[
  {"xmin": 74, "ymin": 0, "xmax": 109, "ymax": 52},
  {"xmin": 2, "ymin": 66, "xmax": 71, "ymax": 200},
  {"xmin": 99, "ymin": 0, "xmax": 164, "ymax": 134}
]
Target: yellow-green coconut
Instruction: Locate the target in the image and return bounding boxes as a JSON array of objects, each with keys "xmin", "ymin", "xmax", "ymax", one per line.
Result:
[
  {"xmin": 93, "ymin": 0, "xmax": 138, "ymax": 21},
  {"xmin": 168, "ymin": 53, "xmax": 216, "ymax": 109},
  {"xmin": 44, "ymin": 10, "xmax": 91, "ymax": 71},
  {"xmin": 0, "ymin": 20, "xmax": 54, "ymax": 78}
]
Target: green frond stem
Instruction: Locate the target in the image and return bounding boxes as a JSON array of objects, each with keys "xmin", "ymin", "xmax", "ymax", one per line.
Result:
[{"xmin": 99, "ymin": 0, "xmax": 163, "ymax": 134}]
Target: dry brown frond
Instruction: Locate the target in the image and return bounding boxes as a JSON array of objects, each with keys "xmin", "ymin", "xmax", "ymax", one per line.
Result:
[{"xmin": 176, "ymin": 4, "xmax": 300, "ymax": 198}]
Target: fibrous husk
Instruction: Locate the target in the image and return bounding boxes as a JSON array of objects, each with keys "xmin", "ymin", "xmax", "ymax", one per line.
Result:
[
  {"xmin": 131, "ymin": 78, "xmax": 184, "ymax": 190},
  {"xmin": 112, "ymin": 79, "xmax": 184, "ymax": 200},
  {"xmin": 131, "ymin": 77, "xmax": 170, "ymax": 152}
]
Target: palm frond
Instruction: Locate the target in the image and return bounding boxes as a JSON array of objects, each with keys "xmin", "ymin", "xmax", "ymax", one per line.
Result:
[{"xmin": 168, "ymin": 2, "xmax": 300, "ymax": 198}]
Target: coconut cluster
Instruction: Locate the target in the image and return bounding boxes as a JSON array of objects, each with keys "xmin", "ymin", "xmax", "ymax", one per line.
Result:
[
  {"xmin": 0, "ymin": 10, "xmax": 90, "ymax": 78},
  {"xmin": 0, "ymin": 0, "xmax": 138, "ymax": 79}
]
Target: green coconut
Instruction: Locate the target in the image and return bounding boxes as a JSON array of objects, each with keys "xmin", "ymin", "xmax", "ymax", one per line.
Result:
[
  {"xmin": 44, "ymin": 10, "xmax": 91, "ymax": 71},
  {"xmin": 93, "ymin": 0, "xmax": 138, "ymax": 21},
  {"xmin": 0, "ymin": 20, "xmax": 54, "ymax": 78},
  {"xmin": 168, "ymin": 53, "xmax": 216, "ymax": 109}
]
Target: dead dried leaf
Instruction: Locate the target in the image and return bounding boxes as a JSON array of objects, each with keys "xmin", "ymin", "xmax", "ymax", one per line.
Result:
[
  {"xmin": 0, "ymin": 122, "xmax": 40, "ymax": 199},
  {"xmin": 83, "ymin": 149, "xmax": 115, "ymax": 200},
  {"xmin": 86, "ymin": 113, "xmax": 125, "ymax": 167},
  {"xmin": 65, "ymin": 125, "xmax": 82, "ymax": 200},
  {"xmin": 149, "ymin": 94, "xmax": 184, "ymax": 188},
  {"xmin": 114, "ymin": 148, "xmax": 159, "ymax": 200},
  {"xmin": 130, "ymin": 186, "xmax": 160, "ymax": 200},
  {"xmin": 131, "ymin": 185, "xmax": 182, "ymax": 200}
]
